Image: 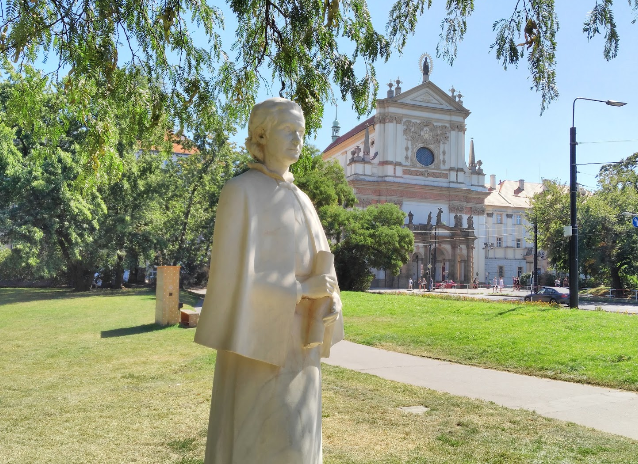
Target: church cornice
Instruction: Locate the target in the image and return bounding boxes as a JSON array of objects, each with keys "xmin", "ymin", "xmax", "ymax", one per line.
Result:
[
  {"xmin": 349, "ymin": 179, "xmax": 491, "ymax": 206},
  {"xmin": 378, "ymin": 99, "xmax": 470, "ymax": 118}
]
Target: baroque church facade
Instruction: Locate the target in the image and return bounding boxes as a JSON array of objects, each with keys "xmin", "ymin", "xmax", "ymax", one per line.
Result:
[{"xmin": 322, "ymin": 55, "xmax": 546, "ymax": 287}]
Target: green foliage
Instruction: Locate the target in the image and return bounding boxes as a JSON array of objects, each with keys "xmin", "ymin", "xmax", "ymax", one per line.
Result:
[
  {"xmin": 490, "ymin": 0, "xmax": 559, "ymax": 113},
  {"xmin": 293, "ymin": 144, "xmax": 356, "ymax": 209},
  {"xmin": 293, "ymin": 153, "xmax": 413, "ymax": 291},
  {"xmin": 528, "ymin": 180, "xmax": 571, "ymax": 272},
  {"xmin": 330, "ymin": 204, "xmax": 414, "ymax": 291},
  {"xmin": 531, "ymin": 160, "xmax": 638, "ymax": 290},
  {"xmin": 0, "ymin": 68, "xmax": 246, "ymax": 289},
  {"xmin": 2, "ymin": 0, "xmax": 635, "ymax": 173},
  {"xmin": 151, "ymin": 141, "xmax": 249, "ymax": 285}
]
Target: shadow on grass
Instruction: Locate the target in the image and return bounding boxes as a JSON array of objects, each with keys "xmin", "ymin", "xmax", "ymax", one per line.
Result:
[
  {"xmin": 101, "ymin": 323, "xmax": 171, "ymax": 338},
  {"xmin": 0, "ymin": 287, "xmax": 155, "ymax": 306},
  {"xmin": 493, "ymin": 306, "xmax": 523, "ymax": 317}
]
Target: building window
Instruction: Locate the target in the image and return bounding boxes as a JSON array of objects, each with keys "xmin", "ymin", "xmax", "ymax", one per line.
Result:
[
  {"xmin": 496, "ymin": 213, "xmax": 503, "ymax": 224},
  {"xmin": 415, "ymin": 147, "xmax": 435, "ymax": 166},
  {"xmin": 498, "ymin": 266, "xmax": 504, "ymax": 278},
  {"xmin": 516, "ymin": 214, "xmax": 522, "ymax": 225},
  {"xmin": 517, "ymin": 266, "xmax": 523, "ymax": 277},
  {"xmin": 516, "ymin": 239, "xmax": 521, "ymax": 248},
  {"xmin": 496, "ymin": 237, "xmax": 503, "ymax": 247}
]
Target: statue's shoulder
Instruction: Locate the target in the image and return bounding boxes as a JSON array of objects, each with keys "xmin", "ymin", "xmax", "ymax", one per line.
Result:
[{"xmin": 222, "ymin": 169, "xmax": 269, "ymax": 193}]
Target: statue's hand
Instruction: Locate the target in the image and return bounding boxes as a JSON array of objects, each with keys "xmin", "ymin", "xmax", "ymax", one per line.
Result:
[{"xmin": 300, "ymin": 274, "xmax": 336, "ymax": 299}]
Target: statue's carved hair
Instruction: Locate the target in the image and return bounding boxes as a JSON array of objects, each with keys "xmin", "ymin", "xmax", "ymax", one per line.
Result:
[{"xmin": 245, "ymin": 98, "xmax": 304, "ymax": 162}]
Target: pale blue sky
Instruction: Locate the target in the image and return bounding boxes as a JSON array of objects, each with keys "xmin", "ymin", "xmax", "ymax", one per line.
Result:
[
  {"xmin": 28, "ymin": 2, "xmax": 638, "ymax": 188},
  {"xmin": 244, "ymin": 1, "xmax": 638, "ymax": 189}
]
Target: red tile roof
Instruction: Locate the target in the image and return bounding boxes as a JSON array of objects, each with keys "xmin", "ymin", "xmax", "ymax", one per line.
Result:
[{"xmin": 322, "ymin": 115, "xmax": 375, "ymax": 153}]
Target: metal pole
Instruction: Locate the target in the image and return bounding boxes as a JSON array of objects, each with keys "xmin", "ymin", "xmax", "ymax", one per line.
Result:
[
  {"xmin": 433, "ymin": 226, "xmax": 437, "ymax": 283},
  {"xmin": 534, "ymin": 221, "xmax": 538, "ymax": 292},
  {"xmin": 569, "ymin": 125, "xmax": 579, "ymax": 308}
]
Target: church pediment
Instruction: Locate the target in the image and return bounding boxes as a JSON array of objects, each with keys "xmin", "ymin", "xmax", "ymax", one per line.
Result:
[
  {"xmin": 400, "ymin": 89, "xmax": 452, "ymax": 109},
  {"xmin": 388, "ymin": 81, "xmax": 468, "ymax": 115}
]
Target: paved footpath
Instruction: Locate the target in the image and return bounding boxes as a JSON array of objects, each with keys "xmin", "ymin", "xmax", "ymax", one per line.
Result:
[{"xmin": 323, "ymin": 341, "xmax": 638, "ymax": 441}]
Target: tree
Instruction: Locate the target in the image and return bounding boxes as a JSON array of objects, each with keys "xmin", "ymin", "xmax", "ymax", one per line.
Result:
[
  {"xmin": 592, "ymin": 154, "xmax": 638, "ymax": 289},
  {"xmin": 150, "ymin": 140, "xmax": 249, "ymax": 286},
  {"xmin": 388, "ymin": 0, "xmax": 636, "ymax": 113},
  {"xmin": 3, "ymin": 0, "xmax": 635, "ymax": 173},
  {"xmin": 528, "ymin": 180, "xmax": 570, "ymax": 273},
  {"xmin": 291, "ymin": 146, "xmax": 412, "ymax": 291},
  {"xmin": 326, "ymin": 203, "xmax": 414, "ymax": 291},
  {"xmin": 292, "ymin": 144, "xmax": 356, "ymax": 210},
  {"xmin": 530, "ymin": 165, "xmax": 638, "ymax": 290}
]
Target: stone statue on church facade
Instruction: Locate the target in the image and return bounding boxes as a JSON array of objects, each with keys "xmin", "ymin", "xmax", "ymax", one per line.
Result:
[
  {"xmin": 467, "ymin": 215, "xmax": 474, "ymax": 229},
  {"xmin": 436, "ymin": 207, "xmax": 443, "ymax": 226},
  {"xmin": 194, "ymin": 97, "xmax": 344, "ymax": 464}
]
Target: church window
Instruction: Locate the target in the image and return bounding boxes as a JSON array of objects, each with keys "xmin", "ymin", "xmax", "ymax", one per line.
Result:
[
  {"xmin": 516, "ymin": 214, "xmax": 522, "ymax": 225},
  {"xmin": 516, "ymin": 239, "xmax": 521, "ymax": 248},
  {"xmin": 416, "ymin": 147, "xmax": 435, "ymax": 166},
  {"xmin": 496, "ymin": 237, "xmax": 503, "ymax": 247},
  {"xmin": 496, "ymin": 213, "xmax": 503, "ymax": 224}
]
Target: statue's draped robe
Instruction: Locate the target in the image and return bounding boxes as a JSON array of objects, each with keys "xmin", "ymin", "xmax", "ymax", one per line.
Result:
[{"xmin": 194, "ymin": 165, "xmax": 343, "ymax": 464}]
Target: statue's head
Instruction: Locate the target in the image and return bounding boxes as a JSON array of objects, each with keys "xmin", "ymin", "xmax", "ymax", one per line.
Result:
[{"xmin": 245, "ymin": 98, "xmax": 305, "ymax": 165}]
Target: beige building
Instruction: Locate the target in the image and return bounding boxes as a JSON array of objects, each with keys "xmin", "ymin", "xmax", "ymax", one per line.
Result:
[
  {"xmin": 322, "ymin": 56, "xmax": 546, "ymax": 287},
  {"xmin": 483, "ymin": 177, "xmax": 548, "ymax": 285}
]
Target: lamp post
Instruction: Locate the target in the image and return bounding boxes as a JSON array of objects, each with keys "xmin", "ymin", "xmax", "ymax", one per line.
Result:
[
  {"xmin": 570, "ymin": 98, "xmax": 626, "ymax": 308},
  {"xmin": 433, "ymin": 225, "xmax": 437, "ymax": 283}
]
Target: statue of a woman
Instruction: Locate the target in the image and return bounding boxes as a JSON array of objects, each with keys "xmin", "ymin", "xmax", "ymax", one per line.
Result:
[{"xmin": 195, "ymin": 98, "xmax": 344, "ymax": 464}]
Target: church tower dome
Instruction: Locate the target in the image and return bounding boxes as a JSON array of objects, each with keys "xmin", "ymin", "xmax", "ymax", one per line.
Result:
[{"xmin": 331, "ymin": 107, "xmax": 341, "ymax": 142}]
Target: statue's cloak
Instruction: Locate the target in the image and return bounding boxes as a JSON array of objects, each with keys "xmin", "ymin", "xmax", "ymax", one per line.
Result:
[{"xmin": 194, "ymin": 167, "xmax": 343, "ymax": 366}]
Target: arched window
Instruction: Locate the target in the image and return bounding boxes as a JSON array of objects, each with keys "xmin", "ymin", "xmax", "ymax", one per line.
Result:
[{"xmin": 416, "ymin": 147, "xmax": 434, "ymax": 166}]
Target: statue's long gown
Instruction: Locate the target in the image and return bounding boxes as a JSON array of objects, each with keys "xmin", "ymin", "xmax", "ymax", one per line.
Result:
[{"xmin": 204, "ymin": 184, "xmax": 322, "ymax": 464}]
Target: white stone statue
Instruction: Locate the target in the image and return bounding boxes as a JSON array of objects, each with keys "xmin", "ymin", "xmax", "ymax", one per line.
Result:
[{"xmin": 194, "ymin": 97, "xmax": 344, "ymax": 464}]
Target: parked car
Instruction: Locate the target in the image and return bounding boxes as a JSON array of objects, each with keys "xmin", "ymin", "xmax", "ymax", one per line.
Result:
[
  {"xmin": 523, "ymin": 286, "xmax": 570, "ymax": 305},
  {"xmin": 435, "ymin": 280, "xmax": 457, "ymax": 289}
]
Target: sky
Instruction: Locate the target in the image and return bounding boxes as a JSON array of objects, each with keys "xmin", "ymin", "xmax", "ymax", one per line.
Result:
[
  {"xmin": 239, "ymin": 1, "xmax": 638, "ymax": 190},
  {"xmin": 26, "ymin": 1, "xmax": 638, "ymax": 189}
]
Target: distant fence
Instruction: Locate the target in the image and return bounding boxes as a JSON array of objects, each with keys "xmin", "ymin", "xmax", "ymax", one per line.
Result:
[{"xmin": 581, "ymin": 288, "xmax": 638, "ymax": 301}]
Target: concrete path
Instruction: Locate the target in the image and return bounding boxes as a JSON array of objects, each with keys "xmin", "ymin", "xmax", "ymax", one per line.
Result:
[{"xmin": 323, "ymin": 341, "xmax": 638, "ymax": 441}]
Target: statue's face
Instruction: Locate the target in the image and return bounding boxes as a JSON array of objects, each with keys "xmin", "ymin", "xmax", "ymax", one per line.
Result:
[{"xmin": 263, "ymin": 106, "xmax": 305, "ymax": 168}]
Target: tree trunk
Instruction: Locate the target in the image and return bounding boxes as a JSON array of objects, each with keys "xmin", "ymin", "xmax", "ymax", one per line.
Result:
[
  {"xmin": 68, "ymin": 261, "xmax": 93, "ymax": 291},
  {"xmin": 128, "ymin": 253, "xmax": 139, "ymax": 284},
  {"xmin": 112, "ymin": 251, "xmax": 124, "ymax": 289},
  {"xmin": 610, "ymin": 264, "xmax": 623, "ymax": 297}
]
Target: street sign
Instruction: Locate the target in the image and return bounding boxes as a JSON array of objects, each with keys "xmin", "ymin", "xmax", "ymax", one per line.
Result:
[{"xmin": 633, "ymin": 216, "xmax": 638, "ymax": 228}]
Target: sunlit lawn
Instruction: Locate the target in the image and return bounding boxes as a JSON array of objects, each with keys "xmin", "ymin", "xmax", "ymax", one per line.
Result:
[
  {"xmin": 341, "ymin": 291, "xmax": 638, "ymax": 391},
  {"xmin": 1, "ymin": 288, "xmax": 637, "ymax": 463}
]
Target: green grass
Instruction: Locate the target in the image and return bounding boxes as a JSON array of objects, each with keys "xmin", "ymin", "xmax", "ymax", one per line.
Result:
[
  {"xmin": 341, "ymin": 291, "xmax": 638, "ymax": 391},
  {"xmin": 1, "ymin": 288, "xmax": 637, "ymax": 463}
]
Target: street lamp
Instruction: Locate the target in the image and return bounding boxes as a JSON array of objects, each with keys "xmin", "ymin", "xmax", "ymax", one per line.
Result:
[{"xmin": 570, "ymin": 97, "xmax": 626, "ymax": 308}]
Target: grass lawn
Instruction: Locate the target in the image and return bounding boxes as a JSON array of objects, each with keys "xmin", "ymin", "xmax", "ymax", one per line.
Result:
[
  {"xmin": 0, "ymin": 288, "xmax": 637, "ymax": 463},
  {"xmin": 341, "ymin": 292, "xmax": 638, "ymax": 391}
]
